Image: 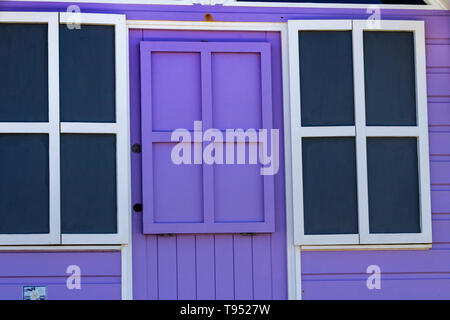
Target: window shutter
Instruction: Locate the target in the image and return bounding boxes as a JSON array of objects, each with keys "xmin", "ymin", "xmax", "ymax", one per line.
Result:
[{"xmin": 140, "ymin": 41, "xmax": 275, "ymax": 234}]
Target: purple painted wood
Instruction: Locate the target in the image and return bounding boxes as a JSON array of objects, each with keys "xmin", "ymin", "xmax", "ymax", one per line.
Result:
[
  {"xmin": 145, "ymin": 236, "xmax": 159, "ymax": 300},
  {"xmin": 302, "ymin": 249, "xmax": 450, "ymax": 274},
  {"xmin": 428, "ymin": 102, "xmax": 450, "ymax": 126},
  {"xmin": 302, "ymin": 273, "xmax": 450, "ymax": 300},
  {"xmin": 130, "ymin": 28, "xmax": 286, "ymax": 301},
  {"xmin": 212, "ymin": 51, "xmax": 263, "ymax": 130},
  {"xmin": 1, "ymin": 1, "xmax": 447, "ymax": 300},
  {"xmin": 214, "ymin": 235, "xmax": 235, "ymax": 300},
  {"xmin": 130, "ymin": 28, "xmax": 158, "ymax": 301},
  {"xmin": 233, "ymin": 235, "xmax": 253, "ymax": 300},
  {"xmin": 0, "ymin": 279, "xmax": 121, "ymax": 300},
  {"xmin": 431, "ymin": 191, "xmax": 450, "ymax": 213},
  {"xmin": 0, "ymin": 251, "xmax": 121, "ymax": 300},
  {"xmin": 265, "ymin": 31, "xmax": 288, "ymax": 300},
  {"xmin": 426, "ymin": 44, "xmax": 450, "ymax": 68},
  {"xmin": 2, "ymin": 1, "xmax": 447, "ymax": 27},
  {"xmin": 424, "ymin": 16, "xmax": 450, "ymax": 39},
  {"xmin": 177, "ymin": 235, "xmax": 197, "ymax": 300},
  {"xmin": 430, "ymin": 132, "xmax": 450, "ymax": 155},
  {"xmin": 140, "ymin": 40, "xmax": 275, "ymax": 234},
  {"xmin": 433, "ymin": 216, "xmax": 450, "ymax": 243},
  {"xmin": 431, "ymin": 161, "xmax": 450, "ymax": 184},
  {"xmin": 157, "ymin": 236, "xmax": 178, "ymax": 299},
  {"xmin": 252, "ymin": 235, "xmax": 273, "ymax": 299},
  {"xmin": 427, "ymin": 72, "xmax": 450, "ymax": 97},
  {"xmin": 0, "ymin": 251, "xmax": 120, "ymax": 276},
  {"xmin": 196, "ymin": 235, "xmax": 215, "ymax": 299}
]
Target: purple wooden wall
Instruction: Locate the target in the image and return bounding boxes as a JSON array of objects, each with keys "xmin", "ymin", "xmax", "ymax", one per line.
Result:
[
  {"xmin": 130, "ymin": 29, "xmax": 287, "ymax": 300},
  {"xmin": 0, "ymin": 1, "xmax": 448, "ymax": 300},
  {"xmin": 0, "ymin": 251, "xmax": 121, "ymax": 300}
]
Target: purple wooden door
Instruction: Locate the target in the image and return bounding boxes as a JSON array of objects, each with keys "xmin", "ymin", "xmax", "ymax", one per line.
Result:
[
  {"xmin": 140, "ymin": 40, "xmax": 275, "ymax": 234},
  {"xmin": 131, "ymin": 29, "xmax": 286, "ymax": 300}
]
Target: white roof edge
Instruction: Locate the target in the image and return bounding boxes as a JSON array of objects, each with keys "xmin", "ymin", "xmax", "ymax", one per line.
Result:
[{"xmin": 433, "ymin": 0, "xmax": 449, "ymax": 10}]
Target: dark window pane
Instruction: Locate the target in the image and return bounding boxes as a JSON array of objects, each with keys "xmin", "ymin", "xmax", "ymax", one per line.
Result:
[
  {"xmin": 0, "ymin": 24, "xmax": 48, "ymax": 122},
  {"xmin": 302, "ymin": 137, "xmax": 358, "ymax": 235},
  {"xmin": 299, "ymin": 31, "xmax": 354, "ymax": 126},
  {"xmin": 364, "ymin": 31, "xmax": 417, "ymax": 126},
  {"xmin": 0, "ymin": 134, "xmax": 49, "ymax": 233},
  {"xmin": 367, "ymin": 138, "xmax": 420, "ymax": 233},
  {"xmin": 59, "ymin": 25, "xmax": 115, "ymax": 122},
  {"xmin": 61, "ymin": 134, "xmax": 117, "ymax": 234}
]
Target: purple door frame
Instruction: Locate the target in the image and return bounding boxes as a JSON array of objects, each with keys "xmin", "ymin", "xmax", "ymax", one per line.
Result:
[{"xmin": 130, "ymin": 28, "xmax": 287, "ymax": 300}]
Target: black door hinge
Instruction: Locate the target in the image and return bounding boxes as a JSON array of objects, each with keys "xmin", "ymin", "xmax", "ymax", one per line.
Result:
[
  {"xmin": 133, "ymin": 203, "xmax": 143, "ymax": 212},
  {"xmin": 132, "ymin": 144, "xmax": 141, "ymax": 153}
]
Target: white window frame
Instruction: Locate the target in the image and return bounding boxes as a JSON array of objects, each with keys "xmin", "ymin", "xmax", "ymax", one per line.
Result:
[
  {"xmin": 353, "ymin": 20, "xmax": 431, "ymax": 245},
  {"xmin": 288, "ymin": 19, "xmax": 432, "ymax": 246},
  {"xmin": 0, "ymin": 12, "xmax": 130, "ymax": 245},
  {"xmin": 59, "ymin": 13, "xmax": 129, "ymax": 245},
  {"xmin": 0, "ymin": 12, "xmax": 60, "ymax": 245}
]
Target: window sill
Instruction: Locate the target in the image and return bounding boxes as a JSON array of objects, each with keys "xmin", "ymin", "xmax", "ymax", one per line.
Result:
[
  {"xmin": 0, "ymin": 245, "xmax": 123, "ymax": 252},
  {"xmin": 300, "ymin": 243, "xmax": 432, "ymax": 251}
]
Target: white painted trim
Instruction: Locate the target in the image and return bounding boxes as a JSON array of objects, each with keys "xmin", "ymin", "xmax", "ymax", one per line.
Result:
[
  {"xmin": 0, "ymin": 234, "xmax": 60, "ymax": 246},
  {"xmin": 0, "ymin": 12, "xmax": 130, "ymax": 247},
  {"xmin": 121, "ymin": 244, "xmax": 133, "ymax": 300},
  {"xmin": 61, "ymin": 234, "xmax": 128, "ymax": 244},
  {"xmin": 59, "ymin": 13, "xmax": 133, "ymax": 299},
  {"xmin": 115, "ymin": 14, "xmax": 132, "ymax": 247},
  {"xmin": 289, "ymin": 19, "xmax": 352, "ymax": 31},
  {"xmin": 0, "ymin": 123, "xmax": 51, "ymax": 133},
  {"xmin": 0, "ymin": 11, "xmax": 58, "ymax": 22},
  {"xmin": 301, "ymin": 243, "xmax": 432, "ymax": 251},
  {"xmin": 434, "ymin": 0, "xmax": 450, "ymax": 9},
  {"xmin": 60, "ymin": 123, "xmax": 119, "ymax": 133},
  {"xmin": 294, "ymin": 247, "xmax": 302, "ymax": 300},
  {"xmin": 365, "ymin": 126, "xmax": 420, "ymax": 137},
  {"xmin": 300, "ymin": 126, "xmax": 355, "ymax": 137},
  {"xmin": 288, "ymin": 20, "xmax": 360, "ymax": 246},
  {"xmin": 352, "ymin": 19, "xmax": 369, "ymax": 247},
  {"xmin": 281, "ymin": 23, "xmax": 302, "ymax": 301},
  {"xmin": 298, "ymin": 234, "xmax": 360, "ymax": 245},
  {"xmin": 357, "ymin": 19, "xmax": 430, "ymax": 31},
  {"xmin": 5, "ymin": 0, "xmax": 444, "ymax": 10},
  {"xmin": 120, "ymin": 22, "xmax": 133, "ymax": 301},
  {"xmin": 288, "ymin": 19, "xmax": 432, "ymax": 247},
  {"xmin": 353, "ymin": 20, "xmax": 432, "ymax": 245},
  {"xmin": 0, "ymin": 245, "xmax": 122, "ymax": 251},
  {"xmin": 59, "ymin": 13, "xmax": 130, "ymax": 246},
  {"xmin": 415, "ymin": 20, "xmax": 433, "ymax": 245},
  {"xmin": 60, "ymin": 12, "xmax": 126, "ymax": 26},
  {"xmin": 127, "ymin": 20, "xmax": 285, "ymax": 30},
  {"xmin": 0, "ymin": 12, "xmax": 60, "ymax": 245},
  {"xmin": 48, "ymin": 12, "xmax": 61, "ymax": 246},
  {"xmin": 287, "ymin": 20, "xmax": 304, "ymax": 247}
]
